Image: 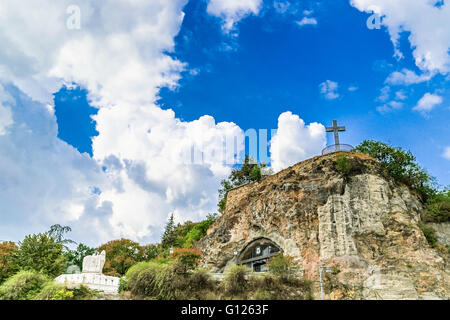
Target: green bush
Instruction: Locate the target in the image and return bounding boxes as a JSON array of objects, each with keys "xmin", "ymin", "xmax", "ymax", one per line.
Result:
[
  {"xmin": 124, "ymin": 261, "xmax": 158, "ymax": 294},
  {"xmin": 15, "ymin": 233, "xmax": 67, "ymax": 277},
  {"xmin": 335, "ymin": 155, "xmax": 351, "ymax": 175},
  {"xmin": 267, "ymin": 254, "xmax": 298, "ymax": 280},
  {"xmin": 250, "ymin": 275, "xmax": 313, "ymax": 300},
  {"xmin": 172, "ymin": 214, "xmax": 218, "ymax": 249},
  {"xmin": 354, "ymin": 140, "xmax": 433, "ymax": 194},
  {"xmin": 223, "ymin": 265, "xmax": 249, "ymax": 297},
  {"xmin": 420, "ymin": 224, "xmax": 438, "ymax": 246},
  {"xmin": 125, "ymin": 261, "xmax": 189, "ymax": 300},
  {"xmin": 422, "ymin": 189, "xmax": 450, "ymax": 223},
  {"xmin": 0, "ymin": 271, "xmax": 49, "ymax": 300},
  {"xmin": 188, "ymin": 269, "xmax": 216, "ymax": 293},
  {"xmin": 70, "ymin": 285, "xmax": 98, "ymax": 300},
  {"xmin": 35, "ymin": 282, "xmax": 74, "ymax": 300}
]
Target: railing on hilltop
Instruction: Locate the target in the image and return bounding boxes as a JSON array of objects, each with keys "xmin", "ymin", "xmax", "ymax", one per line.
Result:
[{"xmin": 322, "ymin": 144, "xmax": 354, "ymax": 155}]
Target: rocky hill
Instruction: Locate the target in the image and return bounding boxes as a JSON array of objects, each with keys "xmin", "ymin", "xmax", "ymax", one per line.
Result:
[{"xmin": 198, "ymin": 152, "xmax": 450, "ymax": 300}]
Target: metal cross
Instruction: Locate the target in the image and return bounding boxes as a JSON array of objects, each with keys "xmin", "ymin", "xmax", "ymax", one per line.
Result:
[{"xmin": 326, "ymin": 120, "xmax": 346, "ymax": 146}]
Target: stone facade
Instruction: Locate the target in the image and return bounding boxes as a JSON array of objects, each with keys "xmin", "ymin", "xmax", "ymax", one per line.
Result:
[{"xmin": 198, "ymin": 152, "xmax": 450, "ymax": 300}]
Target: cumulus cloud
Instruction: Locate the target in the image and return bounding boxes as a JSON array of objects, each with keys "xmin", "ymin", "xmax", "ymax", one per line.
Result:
[
  {"xmin": 319, "ymin": 80, "xmax": 340, "ymax": 100},
  {"xmin": 376, "ymin": 100, "xmax": 403, "ymax": 114},
  {"xmin": 0, "ymin": 84, "xmax": 109, "ymax": 245},
  {"xmin": 385, "ymin": 69, "xmax": 433, "ymax": 86},
  {"xmin": 443, "ymin": 147, "xmax": 450, "ymax": 161},
  {"xmin": 413, "ymin": 93, "xmax": 443, "ymax": 114},
  {"xmin": 350, "ymin": 0, "xmax": 450, "ymax": 74},
  {"xmin": 0, "ymin": 84, "xmax": 13, "ymax": 135},
  {"xmin": 0, "ymin": 0, "xmax": 248, "ymax": 244},
  {"xmin": 270, "ymin": 112, "xmax": 326, "ymax": 172},
  {"xmin": 207, "ymin": 0, "xmax": 262, "ymax": 31},
  {"xmin": 296, "ymin": 17, "xmax": 318, "ymax": 27}
]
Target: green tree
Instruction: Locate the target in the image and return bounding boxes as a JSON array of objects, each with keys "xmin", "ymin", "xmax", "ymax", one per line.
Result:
[
  {"xmin": 15, "ymin": 233, "xmax": 67, "ymax": 277},
  {"xmin": 64, "ymin": 243, "xmax": 96, "ymax": 271},
  {"xmin": 144, "ymin": 244, "xmax": 160, "ymax": 260},
  {"xmin": 354, "ymin": 140, "xmax": 433, "ymax": 197},
  {"xmin": 0, "ymin": 242, "xmax": 19, "ymax": 284},
  {"xmin": 161, "ymin": 213, "xmax": 177, "ymax": 250},
  {"xmin": 47, "ymin": 224, "xmax": 76, "ymax": 251},
  {"xmin": 98, "ymin": 239, "xmax": 145, "ymax": 277},
  {"xmin": 218, "ymin": 156, "xmax": 268, "ymax": 213}
]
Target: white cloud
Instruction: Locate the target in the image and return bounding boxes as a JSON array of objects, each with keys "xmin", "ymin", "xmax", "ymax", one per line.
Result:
[
  {"xmin": 443, "ymin": 147, "xmax": 450, "ymax": 160},
  {"xmin": 395, "ymin": 90, "xmax": 407, "ymax": 101},
  {"xmin": 348, "ymin": 86, "xmax": 359, "ymax": 92},
  {"xmin": 0, "ymin": 0, "xmax": 250, "ymax": 245},
  {"xmin": 376, "ymin": 100, "xmax": 403, "ymax": 114},
  {"xmin": 0, "ymin": 84, "xmax": 109, "ymax": 245},
  {"xmin": 0, "ymin": 84, "xmax": 14, "ymax": 135},
  {"xmin": 296, "ymin": 17, "xmax": 318, "ymax": 27},
  {"xmin": 385, "ymin": 68, "xmax": 433, "ymax": 86},
  {"xmin": 350, "ymin": 0, "xmax": 450, "ymax": 74},
  {"xmin": 270, "ymin": 112, "xmax": 326, "ymax": 172},
  {"xmin": 413, "ymin": 92, "xmax": 443, "ymax": 113},
  {"xmin": 319, "ymin": 80, "xmax": 340, "ymax": 100},
  {"xmin": 377, "ymin": 85, "xmax": 390, "ymax": 102},
  {"xmin": 207, "ymin": 0, "xmax": 262, "ymax": 31}
]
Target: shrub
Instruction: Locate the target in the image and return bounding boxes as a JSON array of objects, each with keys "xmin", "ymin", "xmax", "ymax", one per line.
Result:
[
  {"xmin": 0, "ymin": 242, "xmax": 19, "ymax": 284},
  {"xmin": 223, "ymin": 266, "xmax": 249, "ymax": 297},
  {"xmin": 15, "ymin": 234, "xmax": 66, "ymax": 277},
  {"xmin": 266, "ymin": 254, "xmax": 298, "ymax": 280},
  {"xmin": 98, "ymin": 239, "xmax": 146, "ymax": 277},
  {"xmin": 335, "ymin": 155, "xmax": 351, "ymax": 175},
  {"xmin": 250, "ymin": 274, "xmax": 313, "ymax": 300},
  {"xmin": 172, "ymin": 214, "xmax": 218, "ymax": 249},
  {"xmin": 422, "ymin": 188, "xmax": 450, "ymax": 223},
  {"xmin": 0, "ymin": 271, "xmax": 48, "ymax": 300},
  {"xmin": 151, "ymin": 262, "xmax": 189, "ymax": 300},
  {"xmin": 188, "ymin": 269, "xmax": 216, "ymax": 295},
  {"xmin": 354, "ymin": 140, "xmax": 432, "ymax": 194},
  {"xmin": 124, "ymin": 261, "xmax": 158, "ymax": 294},
  {"xmin": 127, "ymin": 261, "xmax": 190, "ymax": 300},
  {"xmin": 169, "ymin": 248, "xmax": 202, "ymax": 272},
  {"xmin": 70, "ymin": 285, "xmax": 98, "ymax": 300},
  {"xmin": 35, "ymin": 282, "xmax": 74, "ymax": 300},
  {"xmin": 420, "ymin": 224, "xmax": 438, "ymax": 246}
]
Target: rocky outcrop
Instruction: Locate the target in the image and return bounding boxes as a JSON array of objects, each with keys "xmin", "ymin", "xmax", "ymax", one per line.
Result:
[{"xmin": 198, "ymin": 152, "xmax": 450, "ymax": 300}]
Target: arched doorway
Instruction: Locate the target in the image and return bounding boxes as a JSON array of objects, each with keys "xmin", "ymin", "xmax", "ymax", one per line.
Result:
[{"xmin": 237, "ymin": 238, "xmax": 282, "ymax": 272}]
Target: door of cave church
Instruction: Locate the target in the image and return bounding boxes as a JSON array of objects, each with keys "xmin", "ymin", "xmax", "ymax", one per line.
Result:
[{"xmin": 237, "ymin": 238, "xmax": 281, "ymax": 272}]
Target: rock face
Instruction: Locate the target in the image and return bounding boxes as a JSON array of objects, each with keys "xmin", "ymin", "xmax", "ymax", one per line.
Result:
[{"xmin": 198, "ymin": 152, "xmax": 450, "ymax": 300}]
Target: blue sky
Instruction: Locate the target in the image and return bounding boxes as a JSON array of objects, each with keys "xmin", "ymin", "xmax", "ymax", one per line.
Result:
[
  {"xmin": 1, "ymin": 0, "xmax": 450, "ymax": 245},
  {"xmin": 56, "ymin": 0, "xmax": 450, "ymax": 186}
]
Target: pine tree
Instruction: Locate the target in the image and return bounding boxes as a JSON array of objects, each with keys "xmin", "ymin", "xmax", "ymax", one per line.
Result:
[{"xmin": 161, "ymin": 213, "xmax": 176, "ymax": 249}]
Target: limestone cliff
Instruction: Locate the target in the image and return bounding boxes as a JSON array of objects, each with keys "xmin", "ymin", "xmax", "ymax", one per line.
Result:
[{"xmin": 198, "ymin": 152, "xmax": 450, "ymax": 300}]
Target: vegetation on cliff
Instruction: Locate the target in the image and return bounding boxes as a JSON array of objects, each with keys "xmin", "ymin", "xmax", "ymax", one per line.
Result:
[{"xmin": 218, "ymin": 155, "xmax": 268, "ymax": 213}]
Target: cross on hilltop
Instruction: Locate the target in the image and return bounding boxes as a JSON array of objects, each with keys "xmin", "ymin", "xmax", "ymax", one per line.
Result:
[{"xmin": 326, "ymin": 120, "xmax": 346, "ymax": 152}]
